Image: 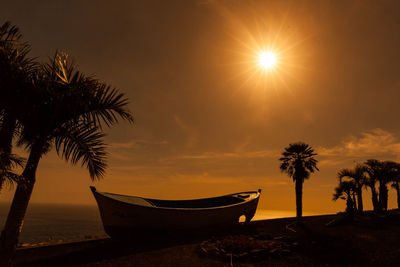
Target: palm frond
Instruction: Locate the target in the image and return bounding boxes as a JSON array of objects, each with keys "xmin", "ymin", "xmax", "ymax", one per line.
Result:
[
  {"xmin": 0, "ymin": 21, "xmax": 36, "ymax": 75},
  {"xmin": 53, "ymin": 122, "xmax": 107, "ymax": 180},
  {"xmin": 41, "ymin": 52, "xmax": 133, "ymax": 129},
  {"xmin": 84, "ymin": 82, "xmax": 134, "ymax": 128},
  {"xmin": 332, "ymin": 180, "xmax": 356, "ymax": 201},
  {"xmin": 0, "ymin": 152, "xmax": 25, "ymax": 169},
  {"xmin": 0, "ymin": 171, "xmax": 23, "ymax": 188},
  {"xmin": 279, "ymin": 142, "xmax": 319, "ymax": 181},
  {"xmin": 0, "ymin": 152, "xmax": 25, "ymax": 190}
]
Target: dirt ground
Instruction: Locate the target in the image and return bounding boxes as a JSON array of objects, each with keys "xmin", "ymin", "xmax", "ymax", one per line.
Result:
[{"xmin": 14, "ymin": 211, "xmax": 400, "ymax": 266}]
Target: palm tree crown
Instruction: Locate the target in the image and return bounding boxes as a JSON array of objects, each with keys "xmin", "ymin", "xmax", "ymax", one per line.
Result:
[
  {"xmin": 17, "ymin": 52, "xmax": 134, "ymax": 179},
  {"xmin": 0, "ymin": 21, "xmax": 36, "ymax": 192},
  {"xmin": 279, "ymin": 142, "xmax": 319, "ymax": 181}
]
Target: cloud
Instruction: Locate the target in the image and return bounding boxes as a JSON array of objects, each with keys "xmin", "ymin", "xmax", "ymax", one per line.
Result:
[
  {"xmin": 110, "ymin": 139, "xmax": 167, "ymax": 149},
  {"xmin": 317, "ymin": 128, "xmax": 400, "ymax": 166},
  {"xmin": 108, "ymin": 128, "xmax": 400, "ymax": 185},
  {"xmin": 163, "ymin": 144, "xmax": 280, "ymax": 161}
]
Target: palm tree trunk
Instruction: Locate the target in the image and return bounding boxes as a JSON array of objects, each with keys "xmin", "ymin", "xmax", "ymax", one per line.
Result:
[
  {"xmin": 356, "ymin": 187, "xmax": 363, "ymax": 212},
  {"xmin": 345, "ymin": 196, "xmax": 352, "ymax": 213},
  {"xmin": 370, "ymin": 186, "xmax": 380, "ymax": 212},
  {"xmin": 0, "ymin": 141, "xmax": 42, "ymax": 266},
  {"xmin": 394, "ymin": 182, "xmax": 400, "ymax": 209},
  {"xmin": 392, "ymin": 181, "xmax": 400, "ymax": 209},
  {"xmin": 295, "ymin": 179, "xmax": 303, "ymax": 219},
  {"xmin": 378, "ymin": 182, "xmax": 388, "ymax": 212},
  {"xmin": 352, "ymin": 192, "xmax": 357, "ymax": 211}
]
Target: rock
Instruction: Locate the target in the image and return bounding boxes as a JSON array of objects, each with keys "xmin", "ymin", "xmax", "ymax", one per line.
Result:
[
  {"xmin": 238, "ymin": 252, "xmax": 248, "ymax": 257},
  {"xmin": 280, "ymin": 249, "xmax": 291, "ymax": 255}
]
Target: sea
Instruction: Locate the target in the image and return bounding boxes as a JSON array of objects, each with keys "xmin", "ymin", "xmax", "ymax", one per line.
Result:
[
  {"xmin": 0, "ymin": 203, "xmax": 105, "ymax": 244},
  {"xmin": 0, "ymin": 203, "xmax": 317, "ymax": 244}
]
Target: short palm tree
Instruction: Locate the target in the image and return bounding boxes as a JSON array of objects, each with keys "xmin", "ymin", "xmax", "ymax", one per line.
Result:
[
  {"xmin": 363, "ymin": 159, "xmax": 398, "ymax": 212},
  {"xmin": 0, "ymin": 52, "xmax": 133, "ymax": 266},
  {"xmin": 379, "ymin": 161, "xmax": 398, "ymax": 212},
  {"xmin": 333, "ymin": 180, "xmax": 357, "ymax": 214},
  {"xmin": 364, "ymin": 159, "xmax": 382, "ymax": 212},
  {"xmin": 337, "ymin": 164, "xmax": 367, "ymax": 213},
  {"xmin": 279, "ymin": 142, "xmax": 319, "ymax": 220}
]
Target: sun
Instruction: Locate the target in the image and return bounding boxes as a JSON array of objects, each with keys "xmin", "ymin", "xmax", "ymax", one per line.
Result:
[{"xmin": 258, "ymin": 51, "xmax": 277, "ymax": 70}]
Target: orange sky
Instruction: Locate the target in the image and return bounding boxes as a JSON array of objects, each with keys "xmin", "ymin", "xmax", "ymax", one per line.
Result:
[{"xmin": 1, "ymin": 0, "xmax": 400, "ymax": 214}]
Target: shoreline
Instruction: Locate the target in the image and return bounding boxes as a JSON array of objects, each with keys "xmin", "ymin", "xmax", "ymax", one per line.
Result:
[
  {"xmin": 14, "ymin": 214, "xmax": 335, "ymax": 265},
  {"xmin": 14, "ymin": 210, "xmax": 400, "ymax": 266},
  {"xmin": 15, "ymin": 213, "xmax": 332, "ymax": 249},
  {"xmin": 14, "ymin": 211, "xmax": 400, "ymax": 266}
]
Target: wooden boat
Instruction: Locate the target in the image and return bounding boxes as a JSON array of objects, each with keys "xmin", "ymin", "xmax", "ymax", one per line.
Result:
[{"xmin": 90, "ymin": 186, "xmax": 261, "ymax": 237}]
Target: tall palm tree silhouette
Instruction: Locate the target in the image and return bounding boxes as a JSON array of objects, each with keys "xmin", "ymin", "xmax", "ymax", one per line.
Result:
[
  {"xmin": 337, "ymin": 164, "xmax": 367, "ymax": 213},
  {"xmin": 0, "ymin": 21, "xmax": 36, "ymax": 192},
  {"xmin": 0, "ymin": 52, "xmax": 133, "ymax": 266},
  {"xmin": 279, "ymin": 142, "xmax": 319, "ymax": 220}
]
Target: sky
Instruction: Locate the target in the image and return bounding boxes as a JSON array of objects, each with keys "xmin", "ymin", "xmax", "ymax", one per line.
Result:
[{"xmin": 1, "ymin": 0, "xmax": 400, "ymax": 214}]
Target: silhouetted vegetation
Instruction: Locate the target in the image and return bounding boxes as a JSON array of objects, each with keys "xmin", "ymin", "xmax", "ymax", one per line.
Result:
[
  {"xmin": 391, "ymin": 180, "xmax": 400, "ymax": 209},
  {"xmin": 333, "ymin": 180, "xmax": 357, "ymax": 214},
  {"xmin": 279, "ymin": 142, "xmax": 319, "ymax": 220},
  {"xmin": 337, "ymin": 164, "xmax": 367, "ymax": 213},
  {"xmin": 333, "ymin": 159, "xmax": 400, "ymax": 214},
  {"xmin": 0, "ymin": 21, "xmax": 133, "ymax": 266},
  {"xmin": 0, "ymin": 22, "xmax": 36, "ymax": 193}
]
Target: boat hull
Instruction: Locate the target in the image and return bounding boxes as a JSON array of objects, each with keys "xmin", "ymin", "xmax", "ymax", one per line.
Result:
[{"xmin": 91, "ymin": 187, "xmax": 261, "ymax": 238}]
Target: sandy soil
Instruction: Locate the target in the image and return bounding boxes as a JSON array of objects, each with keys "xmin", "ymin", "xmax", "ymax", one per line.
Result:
[{"xmin": 14, "ymin": 211, "xmax": 400, "ymax": 266}]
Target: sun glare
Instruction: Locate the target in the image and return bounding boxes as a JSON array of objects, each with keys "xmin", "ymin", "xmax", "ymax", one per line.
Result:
[
  {"xmin": 221, "ymin": 8, "xmax": 310, "ymax": 94},
  {"xmin": 258, "ymin": 51, "xmax": 277, "ymax": 70}
]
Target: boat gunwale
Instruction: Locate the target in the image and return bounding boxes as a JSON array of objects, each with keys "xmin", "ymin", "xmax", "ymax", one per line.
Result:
[{"xmin": 90, "ymin": 186, "xmax": 261, "ymax": 211}]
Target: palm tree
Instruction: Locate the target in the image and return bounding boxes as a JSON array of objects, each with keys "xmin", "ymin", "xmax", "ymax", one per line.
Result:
[
  {"xmin": 0, "ymin": 52, "xmax": 133, "ymax": 266},
  {"xmin": 388, "ymin": 162, "xmax": 400, "ymax": 210},
  {"xmin": 279, "ymin": 142, "xmax": 319, "ymax": 220},
  {"xmin": 378, "ymin": 161, "xmax": 398, "ymax": 212},
  {"xmin": 364, "ymin": 159, "xmax": 382, "ymax": 212},
  {"xmin": 363, "ymin": 159, "xmax": 398, "ymax": 212},
  {"xmin": 0, "ymin": 21, "xmax": 36, "ymax": 192},
  {"xmin": 333, "ymin": 180, "xmax": 357, "ymax": 214},
  {"xmin": 337, "ymin": 164, "xmax": 367, "ymax": 213}
]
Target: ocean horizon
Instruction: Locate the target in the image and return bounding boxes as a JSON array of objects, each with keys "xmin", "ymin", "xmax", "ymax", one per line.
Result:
[{"xmin": 0, "ymin": 202, "xmax": 322, "ymax": 244}]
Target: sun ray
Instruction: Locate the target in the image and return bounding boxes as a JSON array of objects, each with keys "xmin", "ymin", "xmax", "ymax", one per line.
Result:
[{"xmin": 211, "ymin": 1, "xmax": 314, "ymax": 104}]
